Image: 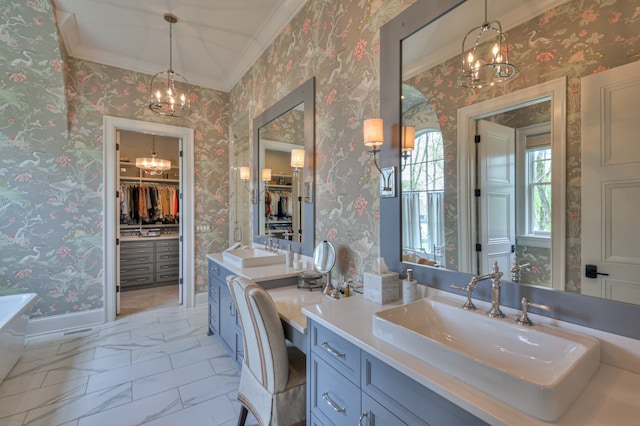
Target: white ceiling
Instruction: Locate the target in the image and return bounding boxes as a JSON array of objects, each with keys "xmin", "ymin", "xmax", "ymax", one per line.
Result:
[{"xmin": 53, "ymin": 0, "xmax": 308, "ymax": 92}]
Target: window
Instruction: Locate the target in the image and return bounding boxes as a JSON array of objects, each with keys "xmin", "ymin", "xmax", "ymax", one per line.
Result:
[
  {"xmin": 526, "ymin": 146, "xmax": 552, "ymax": 235},
  {"xmin": 401, "ymin": 129, "xmax": 445, "ymax": 255}
]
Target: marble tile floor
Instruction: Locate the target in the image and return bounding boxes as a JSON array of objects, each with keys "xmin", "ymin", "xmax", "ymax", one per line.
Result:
[
  {"xmin": 0, "ymin": 304, "xmax": 258, "ymax": 426},
  {"xmin": 119, "ymin": 285, "xmax": 180, "ymax": 318}
]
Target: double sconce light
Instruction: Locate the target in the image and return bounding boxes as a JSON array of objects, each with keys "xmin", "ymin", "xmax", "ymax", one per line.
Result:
[
  {"xmin": 239, "ymin": 166, "xmax": 271, "ymax": 205},
  {"xmin": 239, "ymin": 148, "xmax": 306, "ymax": 205},
  {"xmin": 363, "ymin": 118, "xmax": 415, "ymax": 197}
]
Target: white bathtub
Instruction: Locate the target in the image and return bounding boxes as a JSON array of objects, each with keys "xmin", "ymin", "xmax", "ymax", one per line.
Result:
[{"xmin": 0, "ymin": 293, "xmax": 39, "ymax": 383}]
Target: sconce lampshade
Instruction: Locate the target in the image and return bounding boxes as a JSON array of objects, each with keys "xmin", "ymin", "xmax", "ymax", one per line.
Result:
[
  {"xmin": 239, "ymin": 166, "xmax": 251, "ymax": 181},
  {"xmin": 363, "ymin": 118, "xmax": 384, "ymax": 147},
  {"xmin": 261, "ymin": 168, "xmax": 272, "ymax": 182},
  {"xmin": 290, "ymin": 149, "xmax": 305, "ymax": 169},
  {"xmin": 402, "ymin": 126, "xmax": 416, "ymax": 152}
]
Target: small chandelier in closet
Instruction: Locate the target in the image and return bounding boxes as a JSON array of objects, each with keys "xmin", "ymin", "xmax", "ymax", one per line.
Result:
[{"xmin": 136, "ymin": 135, "xmax": 171, "ymax": 176}]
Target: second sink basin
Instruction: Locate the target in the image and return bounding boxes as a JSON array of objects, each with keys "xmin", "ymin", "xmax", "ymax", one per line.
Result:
[
  {"xmin": 222, "ymin": 247, "xmax": 285, "ymax": 268},
  {"xmin": 373, "ymin": 296, "xmax": 600, "ymax": 421}
]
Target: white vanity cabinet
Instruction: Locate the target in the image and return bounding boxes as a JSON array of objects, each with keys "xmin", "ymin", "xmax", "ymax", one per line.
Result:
[{"xmin": 308, "ymin": 319, "xmax": 486, "ymax": 425}]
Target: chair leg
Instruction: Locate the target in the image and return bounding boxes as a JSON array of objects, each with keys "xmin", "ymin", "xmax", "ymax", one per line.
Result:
[{"xmin": 237, "ymin": 405, "xmax": 248, "ymax": 426}]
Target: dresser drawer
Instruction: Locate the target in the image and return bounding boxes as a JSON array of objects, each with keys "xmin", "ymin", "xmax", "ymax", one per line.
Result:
[
  {"xmin": 120, "ymin": 263, "xmax": 154, "ymax": 277},
  {"xmin": 310, "ymin": 321, "xmax": 360, "ymax": 384},
  {"xmin": 155, "ymin": 270, "xmax": 179, "ymax": 283},
  {"xmin": 120, "ymin": 253, "xmax": 154, "ymax": 265},
  {"xmin": 311, "ymin": 356, "xmax": 361, "ymax": 425},
  {"xmin": 121, "ymin": 273, "xmax": 153, "ymax": 288},
  {"xmin": 120, "ymin": 244, "xmax": 154, "ymax": 256},
  {"xmin": 156, "ymin": 251, "xmax": 180, "ymax": 263},
  {"xmin": 155, "ymin": 239, "xmax": 179, "ymax": 253}
]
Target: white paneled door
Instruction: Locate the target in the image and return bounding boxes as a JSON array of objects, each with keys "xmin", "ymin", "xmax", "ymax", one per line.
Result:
[
  {"xmin": 477, "ymin": 120, "xmax": 516, "ymax": 276},
  {"xmin": 581, "ymin": 60, "xmax": 640, "ymax": 304}
]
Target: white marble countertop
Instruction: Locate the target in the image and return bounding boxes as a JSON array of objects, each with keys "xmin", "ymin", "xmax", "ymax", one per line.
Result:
[
  {"xmin": 206, "ymin": 253, "xmax": 309, "ymax": 281},
  {"xmin": 302, "ymin": 293, "xmax": 640, "ymax": 425},
  {"xmin": 266, "ymin": 286, "xmax": 326, "ymax": 334}
]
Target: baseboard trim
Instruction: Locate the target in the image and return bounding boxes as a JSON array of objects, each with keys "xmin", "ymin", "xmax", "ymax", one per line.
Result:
[
  {"xmin": 195, "ymin": 291, "xmax": 208, "ymax": 307},
  {"xmin": 27, "ymin": 309, "xmax": 104, "ymax": 337}
]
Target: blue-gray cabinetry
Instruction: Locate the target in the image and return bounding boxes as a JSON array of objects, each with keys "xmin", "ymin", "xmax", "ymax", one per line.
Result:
[
  {"xmin": 308, "ymin": 319, "xmax": 487, "ymax": 425},
  {"xmin": 207, "ymin": 259, "xmax": 243, "ymax": 366},
  {"xmin": 207, "ymin": 257, "xmax": 298, "ymax": 368}
]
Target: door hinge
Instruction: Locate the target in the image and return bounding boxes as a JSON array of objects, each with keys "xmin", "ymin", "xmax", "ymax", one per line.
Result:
[
  {"xmin": 511, "ymin": 244, "xmax": 516, "ymax": 253},
  {"xmin": 475, "ymin": 189, "xmax": 481, "ymax": 197},
  {"xmin": 116, "ymin": 190, "xmax": 119, "ymax": 198},
  {"xmin": 179, "ymin": 278, "xmax": 183, "ymax": 285},
  {"xmin": 116, "ymin": 143, "xmax": 120, "ymax": 151},
  {"xmin": 474, "ymin": 135, "xmax": 481, "ymax": 143},
  {"xmin": 475, "ymin": 243, "xmax": 482, "ymax": 252},
  {"xmin": 179, "ymin": 150, "xmax": 183, "ymax": 157},
  {"xmin": 179, "ymin": 236, "xmax": 183, "ymax": 243},
  {"xmin": 116, "ymin": 238, "xmax": 120, "ymax": 246},
  {"xmin": 116, "ymin": 284, "xmax": 120, "ymax": 293}
]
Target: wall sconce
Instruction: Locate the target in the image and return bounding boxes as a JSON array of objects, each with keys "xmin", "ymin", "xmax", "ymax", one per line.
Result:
[
  {"xmin": 290, "ymin": 148, "xmax": 305, "ymax": 174},
  {"xmin": 239, "ymin": 167, "xmax": 272, "ymax": 204},
  {"xmin": 240, "ymin": 166, "xmax": 256, "ymax": 204},
  {"xmin": 401, "ymin": 126, "xmax": 415, "ymax": 171},
  {"xmin": 363, "ymin": 118, "xmax": 395, "ymax": 197}
]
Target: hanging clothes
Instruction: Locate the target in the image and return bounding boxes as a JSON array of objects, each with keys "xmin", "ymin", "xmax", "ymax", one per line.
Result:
[{"xmin": 119, "ymin": 183, "xmax": 179, "ymax": 224}]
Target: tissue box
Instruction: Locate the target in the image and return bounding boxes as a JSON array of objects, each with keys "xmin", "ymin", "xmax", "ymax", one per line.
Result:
[{"xmin": 363, "ymin": 271, "xmax": 399, "ymax": 304}]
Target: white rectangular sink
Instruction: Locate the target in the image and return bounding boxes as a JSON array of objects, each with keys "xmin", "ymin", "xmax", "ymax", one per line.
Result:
[
  {"xmin": 222, "ymin": 247, "xmax": 285, "ymax": 268},
  {"xmin": 373, "ymin": 296, "xmax": 600, "ymax": 422}
]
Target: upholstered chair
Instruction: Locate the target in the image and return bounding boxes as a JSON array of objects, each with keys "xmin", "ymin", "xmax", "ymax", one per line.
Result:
[{"xmin": 227, "ymin": 275, "xmax": 306, "ymax": 426}]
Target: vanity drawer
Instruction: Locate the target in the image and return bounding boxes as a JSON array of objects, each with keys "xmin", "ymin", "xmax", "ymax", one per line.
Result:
[
  {"xmin": 311, "ymin": 356, "xmax": 361, "ymax": 425},
  {"xmin": 310, "ymin": 321, "xmax": 360, "ymax": 384},
  {"xmin": 361, "ymin": 353, "xmax": 485, "ymax": 425},
  {"xmin": 155, "ymin": 270, "xmax": 179, "ymax": 283},
  {"xmin": 361, "ymin": 393, "xmax": 405, "ymax": 425}
]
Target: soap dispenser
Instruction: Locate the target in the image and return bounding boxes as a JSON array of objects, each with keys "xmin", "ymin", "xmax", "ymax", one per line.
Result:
[
  {"xmin": 286, "ymin": 244, "xmax": 293, "ymax": 267},
  {"xmin": 402, "ymin": 268, "xmax": 417, "ymax": 304}
]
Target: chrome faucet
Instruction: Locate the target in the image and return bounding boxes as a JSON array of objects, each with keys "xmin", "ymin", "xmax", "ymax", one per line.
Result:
[
  {"xmin": 510, "ymin": 259, "xmax": 531, "ymax": 283},
  {"xmin": 452, "ymin": 261, "xmax": 504, "ymax": 318}
]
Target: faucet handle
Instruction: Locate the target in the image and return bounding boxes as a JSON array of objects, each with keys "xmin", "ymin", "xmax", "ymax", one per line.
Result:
[
  {"xmin": 516, "ymin": 297, "xmax": 552, "ymax": 326},
  {"xmin": 450, "ymin": 283, "xmax": 476, "ymax": 310}
]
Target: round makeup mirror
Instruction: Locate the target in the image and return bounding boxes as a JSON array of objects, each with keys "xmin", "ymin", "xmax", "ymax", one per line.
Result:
[{"xmin": 313, "ymin": 240, "xmax": 336, "ymax": 297}]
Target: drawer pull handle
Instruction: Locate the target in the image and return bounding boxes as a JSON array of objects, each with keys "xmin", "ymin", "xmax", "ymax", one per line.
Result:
[
  {"xmin": 359, "ymin": 412, "xmax": 368, "ymax": 426},
  {"xmin": 322, "ymin": 392, "xmax": 345, "ymax": 413},
  {"xmin": 321, "ymin": 342, "xmax": 346, "ymax": 359}
]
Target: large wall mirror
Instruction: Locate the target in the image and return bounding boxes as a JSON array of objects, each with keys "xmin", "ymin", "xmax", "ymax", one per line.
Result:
[
  {"xmin": 252, "ymin": 77, "xmax": 315, "ymax": 256},
  {"xmin": 380, "ymin": 0, "xmax": 639, "ymax": 339}
]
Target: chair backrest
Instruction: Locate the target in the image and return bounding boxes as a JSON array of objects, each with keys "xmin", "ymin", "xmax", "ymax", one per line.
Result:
[{"xmin": 227, "ymin": 275, "xmax": 289, "ymax": 393}]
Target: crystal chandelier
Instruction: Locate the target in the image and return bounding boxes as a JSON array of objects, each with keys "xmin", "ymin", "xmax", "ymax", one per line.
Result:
[
  {"xmin": 456, "ymin": 0, "xmax": 516, "ymax": 89},
  {"xmin": 136, "ymin": 136, "xmax": 171, "ymax": 176},
  {"xmin": 148, "ymin": 13, "xmax": 192, "ymax": 117}
]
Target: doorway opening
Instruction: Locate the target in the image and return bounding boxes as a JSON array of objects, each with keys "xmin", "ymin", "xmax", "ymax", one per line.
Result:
[
  {"xmin": 103, "ymin": 116, "xmax": 195, "ymax": 323},
  {"xmin": 457, "ymin": 78, "xmax": 566, "ymax": 289}
]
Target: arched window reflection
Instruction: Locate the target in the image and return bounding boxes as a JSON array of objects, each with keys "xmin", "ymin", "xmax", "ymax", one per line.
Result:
[{"xmin": 401, "ymin": 129, "xmax": 445, "ymax": 266}]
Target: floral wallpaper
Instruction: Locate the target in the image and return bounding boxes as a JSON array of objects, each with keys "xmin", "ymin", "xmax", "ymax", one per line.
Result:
[
  {"xmin": 230, "ymin": 0, "xmax": 414, "ymax": 279},
  {"xmin": 403, "ymin": 0, "xmax": 640, "ymax": 293},
  {"xmin": 0, "ymin": 1, "xmax": 229, "ymax": 318}
]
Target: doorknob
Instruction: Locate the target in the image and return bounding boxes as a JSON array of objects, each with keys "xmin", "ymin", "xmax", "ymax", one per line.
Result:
[{"xmin": 585, "ymin": 264, "xmax": 609, "ymax": 279}]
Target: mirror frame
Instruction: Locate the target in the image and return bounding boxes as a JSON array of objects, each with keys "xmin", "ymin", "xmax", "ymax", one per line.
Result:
[
  {"xmin": 380, "ymin": 0, "xmax": 639, "ymax": 339},
  {"xmin": 252, "ymin": 77, "xmax": 315, "ymax": 256}
]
